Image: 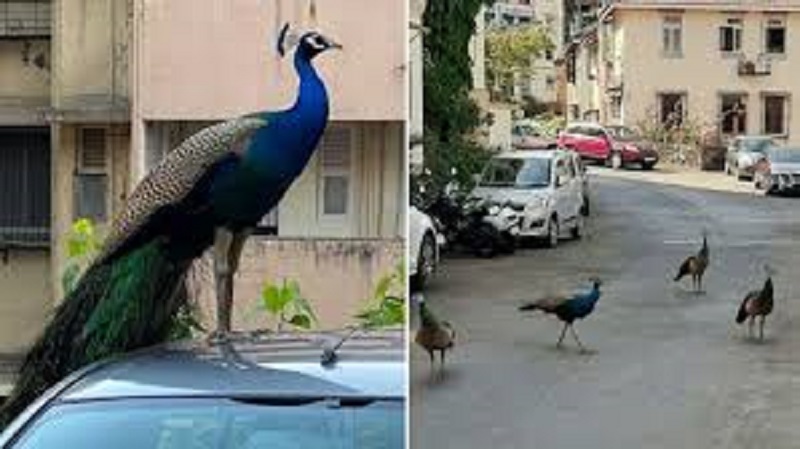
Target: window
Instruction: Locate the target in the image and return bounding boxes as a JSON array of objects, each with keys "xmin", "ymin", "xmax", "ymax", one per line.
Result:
[
  {"xmin": 74, "ymin": 128, "xmax": 109, "ymax": 223},
  {"xmin": 763, "ymin": 94, "xmax": 788, "ymax": 135},
  {"xmin": 719, "ymin": 18, "xmax": 743, "ymax": 53},
  {"xmin": 720, "ymin": 94, "xmax": 748, "ymax": 135},
  {"xmin": 765, "ymin": 18, "xmax": 786, "ymax": 54},
  {"xmin": 610, "ymin": 96, "xmax": 622, "ymax": 120},
  {"xmin": 319, "ymin": 127, "xmax": 352, "ymax": 216},
  {"xmin": 662, "ymin": 16, "xmax": 683, "ymax": 57},
  {"xmin": 0, "ymin": 1, "xmax": 51, "ymax": 38},
  {"xmin": 0, "ymin": 128, "xmax": 50, "ymax": 246},
  {"xmin": 658, "ymin": 93, "xmax": 686, "ymax": 128},
  {"xmin": 545, "ymin": 49, "xmax": 554, "ymax": 61}
]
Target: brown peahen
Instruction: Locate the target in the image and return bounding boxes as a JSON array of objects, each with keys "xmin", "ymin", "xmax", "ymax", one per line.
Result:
[
  {"xmin": 736, "ymin": 266, "xmax": 774, "ymax": 340},
  {"xmin": 414, "ymin": 294, "xmax": 455, "ymax": 371},
  {"xmin": 674, "ymin": 232, "xmax": 710, "ymax": 292}
]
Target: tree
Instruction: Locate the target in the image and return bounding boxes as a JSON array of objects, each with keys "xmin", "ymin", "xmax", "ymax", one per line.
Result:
[
  {"xmin": 420, "ymin": 0, "xmax": 493, "ymax": 197},
  {"xmin": 486, "ymin": 25, "xmax": 553, "ymax": 102}
]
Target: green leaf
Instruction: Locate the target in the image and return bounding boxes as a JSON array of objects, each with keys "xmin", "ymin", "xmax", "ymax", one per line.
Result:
[
  {"xmin": 261, "ymin": 284, "xmax": 289, "ymax": 314},
  {"xmin": 61, "ymin": 263, "xmax": 81, "ymax": 294},
  {"xmin": 288, "ymin": 314, "xmax": 312, "ymax": 329}
]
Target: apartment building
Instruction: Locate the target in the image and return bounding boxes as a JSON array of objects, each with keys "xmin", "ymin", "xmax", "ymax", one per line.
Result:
[
  {"xmin": 486, "ymin": 0, "xmax": 564, "ymax": 107},
  {"xmin": 567, "ymin": 0, "xmax": 800, "ymax": 145},
  {"xmin": 0, "ymin": 0, "xmax": 131, "ymax": 354}
]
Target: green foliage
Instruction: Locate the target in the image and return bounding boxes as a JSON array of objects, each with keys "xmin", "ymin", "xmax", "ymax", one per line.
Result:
[
  {"xmin": 260, "ymin": 279, "xmax": 318, "ymax": 331},
  {"xmin": 355, "ymin": 262, "xmax": 406, "ymax": 329},
  {"xmin": 486, "ymin": 25, "xmax": 553, "ymax": 100},
  {"xmin": 62, "ymin": 219, "xmax": 103, "ymax": 294}
]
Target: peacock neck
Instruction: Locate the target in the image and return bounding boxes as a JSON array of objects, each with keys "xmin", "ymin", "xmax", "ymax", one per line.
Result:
[{"xmin": 290, "ymin": 52, "xmax": 329, "ymax": 117}]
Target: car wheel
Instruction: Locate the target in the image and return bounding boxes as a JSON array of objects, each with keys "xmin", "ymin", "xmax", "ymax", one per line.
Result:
[
  {"xmin": 544, "ymin": 215, "xmax": 559, "ymax": 248},
  {"xmin": 609, "ymin": 152, "xmax": 623, "ymax": 170},
  {"xmin": 571, "ymin": 214, "xmax": 584, "ymax": 240},
  {"xmin": 412, "ymin": 233, "xmax": 437, "ymax": 290},
  {"xmin": 642, "ymin": 162, "xmax": 655, "ymax": 171},
  {"xmin": 473, "ymin": 223, "xmax": 499, "ymax": 258}
]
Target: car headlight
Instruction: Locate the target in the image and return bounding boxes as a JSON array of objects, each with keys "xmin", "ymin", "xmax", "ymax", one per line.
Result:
[
  {"xmin": 488, "ymin": 205, "xmax": 501, "ymax": 215},
  {"xmin": 525, "ymin": 197, "xmax": 549, "ymax": 213},
  {"xmin": 626, "ymin": 145, "xmax": 640, "ymax": 153}
]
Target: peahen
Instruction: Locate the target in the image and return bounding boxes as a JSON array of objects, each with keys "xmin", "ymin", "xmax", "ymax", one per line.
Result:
[
  {"xmin": 414, "ymin": 294, "xmax": 455, "ymax": 371},
  {"xmin": 736, "ymin": 266, "xmax": 774, "ymax": 341},
  {"xmin": 674, "ymin": 232, "xmax": 709, "ymax": 292},
  {"xmin": 518, "ymin": 278, "xmax": 602, "ymax": 352},
  {"xmin": 0, "ymin": 25, "xmax": 341, "ymax": 425}
]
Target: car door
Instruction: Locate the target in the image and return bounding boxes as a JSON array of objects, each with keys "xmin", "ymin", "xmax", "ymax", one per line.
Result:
[
  {"xmin": 585, "ymin": 126, "xmax": 611, "ymax": 159},
  {"xmin": 553, "ymin": 156, "xmax": 574, "ymax": 226}
]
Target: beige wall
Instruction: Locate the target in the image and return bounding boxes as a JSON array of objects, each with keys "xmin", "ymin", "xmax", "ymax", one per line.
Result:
[
  {"xmin": 51, "ymin": 0, "xmax": 130, "ymax": 112},
  {"xmin": 614, "ymin": 8, "xmax": 800, "ymax": 143},
  {"xmin": 0, "ymin": 252, "xmax": 50, "ymax": 353},
  {"xmin": 191, "ymin": 238, "xmax": 403, "ymax": 331}
]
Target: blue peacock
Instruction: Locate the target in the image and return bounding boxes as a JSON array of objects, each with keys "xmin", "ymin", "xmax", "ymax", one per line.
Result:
[
  {"xmin": 518, "ymin": 278, "xmax": 603, "ymax": 352},
  {"xmin": 0, "ymin": 24, "xmax": 341, "ymax": 424}
]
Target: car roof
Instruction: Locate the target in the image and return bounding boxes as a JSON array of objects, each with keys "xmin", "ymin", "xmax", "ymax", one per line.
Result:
[
  {"xmin": 492, "ymin": 149, "xmax": 568, "ymax": 160},
  {"xmin": 735, "ymin": 135, "xmax": 774, "ymax": 141},
  {"xmin": 57, "ymin": 330, "xmax": 405, "ymax": 403},
  {"xmin": 565, "ymin": 122, "xmax": 602, "ymax": 129}
]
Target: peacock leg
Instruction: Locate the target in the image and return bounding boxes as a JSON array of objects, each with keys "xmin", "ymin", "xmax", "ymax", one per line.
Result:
[
  {"xmin": 427, "ymin": 350, "xmax": 434, "ymax": 368},
  {"xmin": 440, "ymin": 349, "xmax": 446, "ymax": 369},
  {"xmin": 556, "ymin": 322, "xmax": 569, "ymax": 348},
  {"xmin": 759, "ymin": 316, "xmax": 765, "ymax": 341},
  {"xmin": 748, "ymin": 316, "xmax": 754, "ymax": 339},
  {"xmin": 570, "ymin": 325, "xmax": 587, "ymax": 352},
  {"xmin": 212, "ymin": 228, "xmax": 252, "ymax": 339},
  {"xmin": 213, "ymin": 228, "xmax": 235, "ymax": 336}
]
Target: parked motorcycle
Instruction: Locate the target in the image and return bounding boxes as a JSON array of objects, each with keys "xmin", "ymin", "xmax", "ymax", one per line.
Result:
[{"xmin": 425, "ymin": 187, "xmax": 521, "ymax": 258}]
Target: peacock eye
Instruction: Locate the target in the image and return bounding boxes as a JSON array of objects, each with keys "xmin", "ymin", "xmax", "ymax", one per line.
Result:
[{"xmin": 308, "ymin": 34, "xmax": 326, "ymax": 50}]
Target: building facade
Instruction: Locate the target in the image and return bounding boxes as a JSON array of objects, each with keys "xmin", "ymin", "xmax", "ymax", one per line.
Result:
[
  {"xmin": 486, "ymin": 0, "xmax": 564, "ymax": 107},
  {"xmin": 568, "ymin": 0, "xmax": 800, "ymax": 145}
]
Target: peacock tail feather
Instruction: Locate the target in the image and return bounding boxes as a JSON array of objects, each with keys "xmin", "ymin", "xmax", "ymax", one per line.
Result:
[{"xmin": 0, "ymin": 240, "xmax": 190, "ymax": 426}]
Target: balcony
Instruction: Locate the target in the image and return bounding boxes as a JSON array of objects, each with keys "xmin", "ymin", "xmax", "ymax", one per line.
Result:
[{"xmin": 737, "ymin": 55, "xmax": 771, "ymax": 77}]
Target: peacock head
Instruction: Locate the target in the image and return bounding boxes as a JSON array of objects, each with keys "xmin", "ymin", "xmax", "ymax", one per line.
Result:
[
  {"xmin": 589, "ymin": 277, "xmax": 603, "ymax": 289},
  {"xmin": 278, "ymin": 23, "xmax": 342, "ymax": 60}
]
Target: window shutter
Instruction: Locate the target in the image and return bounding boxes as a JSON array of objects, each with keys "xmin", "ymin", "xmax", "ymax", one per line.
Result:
[
  {"xmin": 319, "ymin": 127, "xmax": 352, "ymax": 216},
  {"xmin": 78, "ymin": 128, "xmax": 108, "ymax": 174},
  {"xmin": 320, "ymin": 127, "xmax": 352, "ymax": 170},
  {"xmin": 75, "ymin": 128, "xmax": 109, "ymax": 222}
]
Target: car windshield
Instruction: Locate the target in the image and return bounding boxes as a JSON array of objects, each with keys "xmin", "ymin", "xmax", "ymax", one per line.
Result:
[
  {"xmin": 10, "ymin": 397, "xmax": 404, "ymax": 449},
  {"xmin": 768, "ymin": 149, "xmax": 800, "ymax": 163},
  {"xmin": 741, "ymin": 138, "xmax": 774, "ymax": 153},
  {"xmin": 606, "ymin": 126, "xmax": 639, "ymax": 140},
  {"xmin": 480, "ymin": 157, "xmax": 551, "ymax": 188},
  {"xmin": 513, "ymin": 124, "xmax": 539, "ymax": 136}
]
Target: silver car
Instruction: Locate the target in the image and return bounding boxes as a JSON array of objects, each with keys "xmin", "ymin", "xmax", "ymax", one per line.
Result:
[
  {"xmin": 754, "ymin": 147, "xmax": 800, "ymax": 195},
  {"xmin": 725, "ymin": 135, "xmax": 776, "ymax": 180},
  {"xmin": 0, "ymin": 332, "xmax": 405, "ymax": 448}
]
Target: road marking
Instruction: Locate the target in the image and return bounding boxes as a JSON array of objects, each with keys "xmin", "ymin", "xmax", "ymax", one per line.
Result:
[{"xmin": 664, "ymin": 239, "xmax": 800, "ymax": 248}]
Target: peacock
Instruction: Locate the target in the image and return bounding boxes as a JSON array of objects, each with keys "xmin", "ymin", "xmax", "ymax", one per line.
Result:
[
  {"xmin": 0, "ymin": 25, "xmax": 341, "ymax": 425},
  {"xmin": 518, "ymin": 278, "xmax": 602, "ymax": 352},
  {"xmin": 414, "ymin": 294, "xmax": 455, "ymax": 372},
  {"xmin": 736, "ymin": 266, "xmax": 774, "ymax": 341},
  {"xmin": 674, "ymin": 232, "xmax": 709, "ymax": 292}
]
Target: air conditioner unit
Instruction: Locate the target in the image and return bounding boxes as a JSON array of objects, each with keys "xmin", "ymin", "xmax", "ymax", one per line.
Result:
[{"xmin": 738, "ymin": 56, "xmax": 771, "ymax": 76}]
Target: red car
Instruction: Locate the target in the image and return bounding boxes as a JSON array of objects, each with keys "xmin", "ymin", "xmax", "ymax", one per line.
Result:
[{"xmin": 557, "ymin": 123, "xmax": 659, "ymax": 170}]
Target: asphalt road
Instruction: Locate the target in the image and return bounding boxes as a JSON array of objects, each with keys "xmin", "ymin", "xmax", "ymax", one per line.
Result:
[{"xmin": 411, "ymin": 171, "xmax": 800, "ymax": 449}]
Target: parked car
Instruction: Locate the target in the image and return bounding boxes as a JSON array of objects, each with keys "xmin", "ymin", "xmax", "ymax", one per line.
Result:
[
  {"xmin": 558, "ymin": 123, "xmax": 659, "ymax": 170},
  {"xmin": 754, "ymin": 147, "xmax": 800, "ymax": 195},
  {"xmin": 471, "ymin": 149, "xmax": 587, "ymax": 248},
  {"xmin": 512, "ymin": 121, "xmax": 557, "ymax": 150},
  {"xmin": 409, "ymin": 205, "xmax": 442, "ymax": 290},
  {"xmin": 0, "ymin": 333, "xmax": 405, "ymax": 448},
  {"xmin": 724, "ymin": 135, "xmax": 776, "ymax": 180}
]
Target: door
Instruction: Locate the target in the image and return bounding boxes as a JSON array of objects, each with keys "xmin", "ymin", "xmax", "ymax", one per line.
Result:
[{"xmin": 582, "ymin": 126, "xmax": 611, "ymax": 159}]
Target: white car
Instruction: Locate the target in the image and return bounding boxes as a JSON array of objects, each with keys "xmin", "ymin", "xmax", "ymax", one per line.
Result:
[
  {"xmin": 471, "ymin": 149, "xmax": 587, "ymax": 248},
  {"xmin": 409, "ymin": 206, "xmax": 442, "ymax": 289}
]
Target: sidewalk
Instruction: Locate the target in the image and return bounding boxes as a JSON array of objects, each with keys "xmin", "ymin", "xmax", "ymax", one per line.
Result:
[{"xmin": 590, "ymin": 164, "xmax": 761, "ymax": 195}]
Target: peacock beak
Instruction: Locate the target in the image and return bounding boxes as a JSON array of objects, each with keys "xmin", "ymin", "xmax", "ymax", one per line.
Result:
[{"xmin": 325, "ymin": 37, "xmax": 343, "ymax": 51}]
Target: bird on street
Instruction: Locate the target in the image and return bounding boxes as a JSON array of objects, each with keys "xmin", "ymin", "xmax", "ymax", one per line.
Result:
[
  {"xmin": 518, "ymin": 278, "xmax": 603, "ymax": 352},
  {"xmin": 736, "ymin": 265, "xmax": 775, "ymax": 341},
  {"xmin": 674, "ymin": 231, "xmax": 710, "ymax": 293},
  {"xmin": 414, "ymin": 294, "xmax": 455, "ymax": 372}
]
